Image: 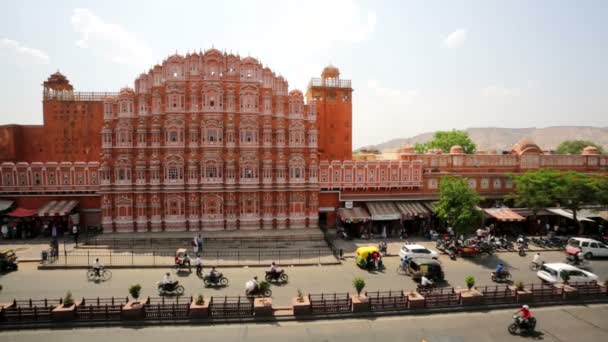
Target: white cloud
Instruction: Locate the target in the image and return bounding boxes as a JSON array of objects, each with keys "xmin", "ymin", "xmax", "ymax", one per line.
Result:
[
  {"xmin": 0, "ymin": 38, "xmax": 49, "ymax": 63},
  {"xmin": 444, "ymin": 29, "xmax": 467, "ymax": 48},
  {"xmin": 481, "ymin": 85, "xmax": 522, "ymax": 97},
  {"xmin": 71, "ymin": 8, "xmax": 154, "ymax": 69}
]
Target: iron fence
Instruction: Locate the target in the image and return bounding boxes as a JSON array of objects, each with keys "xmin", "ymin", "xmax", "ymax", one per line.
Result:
[{"xmin": 51, "ymin": 248, "xmax": 337, "ymax": 267}]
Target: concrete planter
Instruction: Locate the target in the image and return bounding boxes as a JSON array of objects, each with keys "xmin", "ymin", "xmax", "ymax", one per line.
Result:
[
  {"xmin": 553, "ymin": 283, "xmax": 576, "ymax": 300},
  {"xmin": 351, "ymin": 294, "xmax": 370, "ymax": 312},
  {"xmin": 292, "ymin": 296, "xmax": 311, "ymax": 316},
  {"xmin": 189, "ymin": 301, "xmax": 209, "ymax": 319},
  {"xmin": 51, "ymin": 303, "xmax": 77, "ymax": 321},
  {"xmin": 254, "ymin": 297, "xmax": 273, "ymax": 317},
  {"xmin": 509, "ymin": 287, "xmax": 533, "ymax": 303},
  {"xmin": 121, "ymin": 297, "xmax": 148, "ymax": 320},
  {"xmin": 406, "ymin": 291, "xmax": 425, "ymax": 309},
  {"xmin": 456, "ymin": 288, "xmax": 484, "ymax": 306},
  {"xmin": 0, "ymin": 302, "xmax": 15, "ymax": 320}
]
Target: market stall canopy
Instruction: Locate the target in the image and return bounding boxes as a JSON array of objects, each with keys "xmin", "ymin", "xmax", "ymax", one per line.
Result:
[
  {"xmin": 38, "ymin": 200, "xmax": 79, "ymax": 217},
  {"xmin": 338, "ymin": 207, "xmax": 371, "ymax": 224},
  {"xmin": 366, "ymin": 202, "xmax": 401, "ymax": 221},
  {"xmin": 483, "ymin": 208, "xmax": 526, "ymax": 222},
  {"xmin": 394, "ymin": 201, "xmax": 432, "ymax": 219},
  {"xmin": 7, "ymin": 207, "xmax": 38, "ymax": 217},
  {"xmin": 546, "ymin": 208, "xmax": 594, "ymax": 222},
  {"xmin": 0, "ymin": 199, "xmax": 14, "ymax": 212}
]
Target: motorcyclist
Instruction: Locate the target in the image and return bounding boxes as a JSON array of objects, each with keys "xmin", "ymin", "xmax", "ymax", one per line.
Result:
[
  {"xmin": 495, "ymin": 263, "xmax": 506, "ymax": 279},
  {"xmin": 162, "ymin": 272, "xmax": 174, "ymax": 286},
  {"xmin": 420, "ymin": 275, "xmax": 434, "ymax": 288},
  {"xmin": 92, "ymin": 258, "xmax": 103, "ymax": 276},
  {"xmin": 245, "ymin": 276, "xmax": 259, "ymax": 296},
  {"xmin": 208, "ymin": 266, "xmax": 220, "ymax": 282},
  {"xmin": 183, "ymin": 253, "xmax": 191, "ymax": 267},
  {"xmin": 269, "ymin": 262, "xmax": 280, "ymax": 276},
  {"xmin": 517, "ymin": 305, "xmax": 533, "ymax": 328},
  {"xmin": 572, "ymin": 251, "xmax": 584, "ymax": 265}
]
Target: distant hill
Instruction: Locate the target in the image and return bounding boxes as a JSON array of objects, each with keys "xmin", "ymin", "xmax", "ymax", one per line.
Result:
[{"xmin": 360, "ymin": 126, "xmax": 608, "ymax": 153}]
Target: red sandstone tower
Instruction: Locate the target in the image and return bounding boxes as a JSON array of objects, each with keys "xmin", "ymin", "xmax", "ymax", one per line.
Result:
[{"xmin": 306, "ymin": 66, "xmax": 353, "ymax": 161}]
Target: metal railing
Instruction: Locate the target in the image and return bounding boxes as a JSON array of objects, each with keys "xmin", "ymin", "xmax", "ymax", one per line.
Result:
[
  {"xmin": 52, "ymin": 248, "xmax": 337, "ymax": 266},
  {"xmin": 43, "ymin": 91, "xmax": 118, "ymax": 101},
  {"xmin": 308, "ymin": 78, "xmax": 352, "ymax": 89}
]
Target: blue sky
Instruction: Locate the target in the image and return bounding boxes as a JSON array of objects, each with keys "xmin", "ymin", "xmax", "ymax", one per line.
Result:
[{"xmin": 1, "ymin": 0, "xmax": 607, "ymax": 148}]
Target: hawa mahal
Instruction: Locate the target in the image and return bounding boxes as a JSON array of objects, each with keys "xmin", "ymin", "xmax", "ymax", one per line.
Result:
[{"xmin": 0, "ymin": 48, "xmax": 606, "ymax": 233}]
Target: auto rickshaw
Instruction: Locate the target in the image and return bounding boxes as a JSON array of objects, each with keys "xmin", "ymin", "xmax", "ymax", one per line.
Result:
[
  {"xmin": 0, "ymin": 248, "xmax": 18, "ymax": 273},
  {"xmin": 354, "ymin": 246, "xmax": 383, "ymax": 270},
  {"xmin": 407, "ymin": 258, "xmax": 444, "ymax": 282},
  {"xmin": 174, "ymin": 248, "xmax": 191, "ymax": 272}
]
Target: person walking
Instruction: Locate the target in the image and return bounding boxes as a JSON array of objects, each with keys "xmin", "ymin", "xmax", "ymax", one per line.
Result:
[
  {"xmin": 1, "ymin": 222, "xmax": 8, "ymax": 239},
  {"xmin": 197, "ymin": 234, "xmax": 204, "ymax": 254},
  {"xmin": 192, "ymin": 235, "xmax": 199, "ymax": 255},
  {"xmin": 72, "ymin": 224, "xmax": 79, "ymax": 246}
]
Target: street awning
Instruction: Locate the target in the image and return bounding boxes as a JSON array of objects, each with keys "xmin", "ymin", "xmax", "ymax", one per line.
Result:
[
  {"xmin": 483, "ymin": 208, "xmax": 526, "ymax": 222},
  {"xmin": 394, "ymin": 201, "xmax": 432, "ymax": 219},
  {"xmin": 546, "ymin": 208, "xmax": 594, "ymax": 222},
  {"xmin": 38, "ymin": 200, "xmax": 79, "ymax": 217},
  {"xmin": 424, "ymin": 202, "xmax": 437, "ymax": 213},
  {"xmin": 599, "ymin": 211, "xmax": 608, "ymax": 221},
  {"xmin": 0, "ymin": 199, "xmax": 14, "ymax": 212},
  {"xmin": 366, "ymin": 202, "xmax": 401, "ymax": 221},
  {"xmin": 338, "ymin": 207, "xmax": 371, "ymax": 224},
  {"xmin": 7, "ymin": 208, "xmax": 38, "ymax": 217}
]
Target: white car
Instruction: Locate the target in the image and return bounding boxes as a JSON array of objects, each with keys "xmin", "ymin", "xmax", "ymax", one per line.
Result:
[
  {"xmin": 399, "ymin": 244, "xmax": 439, "ymax": 260},
  {"xmin": 567, "ymin": 237, "xmax": 608, "ymax": 259},
  {"xmin": 536, "ymin": 263, "xmax": 598, "ymax": 284}
]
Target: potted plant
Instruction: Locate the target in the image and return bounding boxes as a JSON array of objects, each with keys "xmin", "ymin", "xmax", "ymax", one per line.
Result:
[
  {"xmin": 292, "ymin": 288, "xmax": 311, "ymax": 316},
  {"xmin": 465, "ymin": 275, "xmax": 475, "ymax": 290},
  {"xmin": 353, "ymin": 277, "xmax": 366, "ymax": 297},
  {"xmin": 129, "ymin": 284, "xmax": 142, "ymax": 302},
  {"xmin": 351, "ymin": 277, "xmax": 369, "ymax": 312},
  {"xmin": 52, "ymin": 290, "xmax": 77, "ymax": 321},
  {"xmin": 122, "ymin": 284, "xmax": 145, "ymax": 320},
  {"xmin": 510, "ymin": 280, "xmax": 532, "ymax": 302},
  {"xmin": 189, "ymin": 293, "xmax": 209, "ymax": 319},
  {"xmin": 515, "ymin": 281, "xmax": 525, "ymax": 292}
]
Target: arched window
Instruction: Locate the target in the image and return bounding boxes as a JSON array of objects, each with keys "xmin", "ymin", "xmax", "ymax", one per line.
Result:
[{"xmin": 164, "ymin": 156, "xmax": 184, "ymax": 182}]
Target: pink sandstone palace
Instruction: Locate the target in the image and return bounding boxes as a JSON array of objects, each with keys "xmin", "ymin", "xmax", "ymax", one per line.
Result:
[{"xmin": 0, "ymin": 48, "xmax": 606, "ymax": 233}]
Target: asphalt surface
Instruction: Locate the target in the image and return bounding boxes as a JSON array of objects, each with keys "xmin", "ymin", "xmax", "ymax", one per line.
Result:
[
  {"xmin": 1, "ymin": 250, "xmax": 607, "ymax": 307},
  {"xmin": 1, "ymin": 304, "xmax": 607, "ymax": 341}
]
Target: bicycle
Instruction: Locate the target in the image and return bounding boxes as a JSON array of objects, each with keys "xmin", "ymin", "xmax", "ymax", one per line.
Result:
[
  {"xmin": 396, "ymin": 263, "xmax": 408, "ymax": 275},
  {"xmin": 87, "ymin": 268, "xmax": 112, "ymax": 281},
  {"xmin": 529, "ymin": 261, "xmax": 543, "ymax": 271}
]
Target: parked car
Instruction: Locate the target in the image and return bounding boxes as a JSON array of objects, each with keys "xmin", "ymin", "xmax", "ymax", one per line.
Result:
[
  {"xmin": 536, "ymin": 262, "xmax": 598, "ymax": 284},
  {"xmin": 399, "ymin": 244, "xmax": 439, "ymax": 260},
  {"xmin": 567, "ymin": 237, "xmax": 608, "ymax": 259}
]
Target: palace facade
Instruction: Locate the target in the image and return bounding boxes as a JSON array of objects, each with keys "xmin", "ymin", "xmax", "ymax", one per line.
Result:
[{"xmin": 0, "ymin": 48, "xmax": 606, "ymax": 233}]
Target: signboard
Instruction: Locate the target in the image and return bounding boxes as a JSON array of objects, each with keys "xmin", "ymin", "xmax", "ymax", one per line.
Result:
[{"xmin": 345, "ymin": 201, "xmax": 353, "ymax": 209}]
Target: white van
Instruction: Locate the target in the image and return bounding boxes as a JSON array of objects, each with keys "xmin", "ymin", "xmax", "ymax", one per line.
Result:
[{"xmin": 567, "ymin": 237, "xmax": 608, "ymax": 259}]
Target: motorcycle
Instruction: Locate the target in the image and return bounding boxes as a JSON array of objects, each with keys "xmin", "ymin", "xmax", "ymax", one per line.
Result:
[
  {"xmin": 203, "ymin": 273, "xmax": 229, "ymax": 287},
  {"xmin": 416, "ymin": 282, "xmax": 436, "ymax": 293},
  {"xmin": 566, "ymin": 255, "xmax": 591, "ymax": 269},
  {"xmin": 157, "ymin": 281, "xmax": 185, "ymax": 295},
  {"xmin": 265, "ymin": 269, "xmax": 289, "ymax": 283},
  {"xmin": 246, "ymin": 283, "xmax": 272, "ymax": 298},
  {"xmin": 508, "ymin": 315, "xmax": 537, "ymax": 335},
  {"xmin": 518, "ymin": 242, "xmax": 528, "ymax": 257},
  {"xmin": 491, "ymin": 270, "xmax": 512, "ymax": 283}
]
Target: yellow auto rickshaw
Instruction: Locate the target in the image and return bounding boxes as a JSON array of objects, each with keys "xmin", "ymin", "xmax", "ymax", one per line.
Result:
[
  {"xmin": 0, "ymin": 248, "xmax": 18, "ymax": 272},
  {"xmin": 174, "ymin": 248, "xmax": 191, "ymax": 272},
  {"xmin": 354, "ymin": 246, "xmax": 383, "ymax": 270}
]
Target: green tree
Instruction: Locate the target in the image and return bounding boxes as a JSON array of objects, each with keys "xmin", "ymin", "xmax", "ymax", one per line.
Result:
[
  {"xmin": 553, "ymin": 171, "xmax": 597, "ymax": 234},
  {"xmin": 591, "ymin": 174, "xmax": 608, "ymax": 207},
  {"xmin": 435, "ymin": 176, "xmax": 482, "ymax": 235},
  {"xmin": 556, "ymin": 140, "xmax": 604, "ymax": 155},
  {"xmin": 509, "ymin": 169, "xmax": 561, "ymax": 230},
  {"xmin": 414, "ymin": 130, "xmax": 477, "ymax": 154}
]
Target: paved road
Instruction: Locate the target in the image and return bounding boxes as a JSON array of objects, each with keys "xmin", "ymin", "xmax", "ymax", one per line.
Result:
[
  {"xmin": 1, "ymin": 250, "xmax": 607, "ymax": 307},
  {"xmin": 1, "ymin": 304, "xmax": 607, "ymax": 341}
]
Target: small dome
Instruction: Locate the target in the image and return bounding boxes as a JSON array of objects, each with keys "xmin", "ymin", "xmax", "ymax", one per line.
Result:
[
  {"xmin": 118, "ymin": 87, "xmax": 135, "ymax": 98},
  {"xmin": 582, "ymin": 146, "xmax": 599, "ymax": 155},
  {"xmin": 289, "ymin": 89, "xmax": 303, "ymax": 97},
  {"xmin": 322, "ymin": 65, "xmax": 340, "ymax": 78},
  {"xmin": 397, "ymin": 145, "xmax": 415, "ymax": 154},
  {"xmin": 450, "ymin": 145, "xmax": 464, "ymax": 154},
  {"xmin": 511, "ymin": 139, "xmax": 542, "ymax": 155},
  {"xmin": 43, "ymin": 71, "xmax": 73, "ymax": 91}
]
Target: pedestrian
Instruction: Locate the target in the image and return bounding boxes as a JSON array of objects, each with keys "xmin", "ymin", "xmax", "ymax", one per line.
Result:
[
  {"xmin": 72, "ymin": 224, "xmax": 79, "ymax": 245},
  {"xmin": 197, "ymin": 234, "xmax": 204, "ymax": 254},
  {"xmin": 192, "ymin": 235, "xmax": 199, "ymax": 254},
  {"xmin": 11, "ymin": 225, "xmax": 17, "ymax": 239},
  {"xmin": 1, "ymin": 223, "xmax": 8, "ymax": 239},
  {"xmin": 51, "ymin": 224, "xmax": 57, "ymax": 239}
]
